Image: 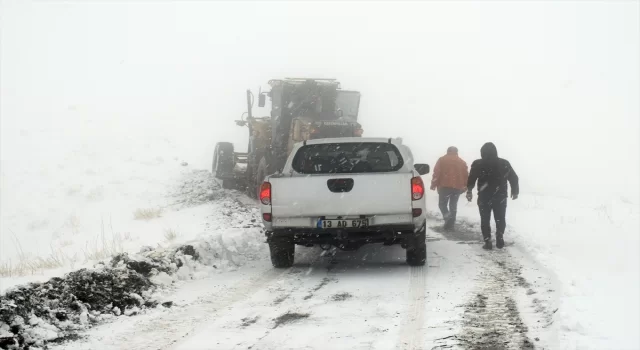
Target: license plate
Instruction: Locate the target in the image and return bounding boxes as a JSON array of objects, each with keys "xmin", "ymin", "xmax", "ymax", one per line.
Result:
[{"xmin": 317, "ymin": 218, "xmax": 368, "ymax": 229}]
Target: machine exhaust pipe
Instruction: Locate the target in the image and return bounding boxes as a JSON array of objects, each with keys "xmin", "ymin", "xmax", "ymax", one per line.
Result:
[{"xmin": 246, "ymin": 89, "xmax": 253, "ymax": 119}]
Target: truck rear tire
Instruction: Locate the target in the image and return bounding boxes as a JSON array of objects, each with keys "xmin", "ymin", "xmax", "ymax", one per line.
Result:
[
  {"xmin": 406, "ymin": 229, "xmax": 427, "ymax": 266},
  {"xmin": 269, "ymin": 237, "xmax": 294, "ymax": 268}
]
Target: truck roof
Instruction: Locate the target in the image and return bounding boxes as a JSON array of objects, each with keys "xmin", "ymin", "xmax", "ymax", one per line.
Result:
[{"xmin": 302, "ymin": 137, "xmax": 403, "ymax": 145}]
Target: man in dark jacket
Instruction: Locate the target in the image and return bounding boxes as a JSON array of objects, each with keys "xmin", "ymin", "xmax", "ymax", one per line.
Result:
[{"xmin": 466, "ymin": 142, "xmax": 519, "ymax": 250}]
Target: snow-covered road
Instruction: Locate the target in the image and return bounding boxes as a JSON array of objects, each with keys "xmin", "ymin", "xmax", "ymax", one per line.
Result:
[{"xmin": 52, "ymin": 203, "xmax": 557, "ymax": 350}]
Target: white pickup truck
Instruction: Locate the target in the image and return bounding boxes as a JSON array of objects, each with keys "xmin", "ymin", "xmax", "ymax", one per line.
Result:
[{"xmin": 259, "ymin": 137, "xmax": 431, "ymax": 267}]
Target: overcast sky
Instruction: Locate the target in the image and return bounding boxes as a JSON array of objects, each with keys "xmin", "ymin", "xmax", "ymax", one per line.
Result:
[{"xmin": 1, "ymin": 0, "xmax": 639, "ymax": 200}]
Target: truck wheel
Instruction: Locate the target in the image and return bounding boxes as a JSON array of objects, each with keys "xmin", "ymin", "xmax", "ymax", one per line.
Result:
[
  {"xmin": 255, "ymin": 156, "xmax": 268, "ymax": 199},
  {"xmin": 406, "ymin": 229, "xmax": 427, "ymax": 266},
  {"xmin": 269, "ymin": 236, "xmax": 294, "ymax": 268},
  {"xmin": 212, "ymin": 142, "xmax": 234, "ymax": 179}
]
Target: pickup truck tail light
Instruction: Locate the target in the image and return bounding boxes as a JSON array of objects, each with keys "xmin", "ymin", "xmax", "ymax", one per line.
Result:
[
  {"xmin": 411, "ymin": 176, "xmax": 424, "ymax": 200},
  {"xmin": 260, "ymin": 182, "xmax": 271, "ymax": 205}
]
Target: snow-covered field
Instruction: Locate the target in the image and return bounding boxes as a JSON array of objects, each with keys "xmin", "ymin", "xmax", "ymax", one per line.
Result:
[
  {"xmin": 2, "ymin": 1, "xmax": 639, "ymax": 349},
  {"xmin": 0, "ymin": 112, "xmax": 225, "ymax": 291},
  {"xmin": 1, "ymin": 147, "xmax": 637, "ymax": 349}
]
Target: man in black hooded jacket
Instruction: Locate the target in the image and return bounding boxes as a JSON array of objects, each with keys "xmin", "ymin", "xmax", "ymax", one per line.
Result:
[{"xmin": 466, "ymin": 142, "xmax": 519, "ymax": 249}]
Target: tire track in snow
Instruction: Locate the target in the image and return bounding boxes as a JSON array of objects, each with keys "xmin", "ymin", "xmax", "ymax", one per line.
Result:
[
  {"xmin": 240, "ymin": 249, "xmax": 335, "ymax": 350},
  {"xmin": 116, "ymin": 268, "xmax": 290, "ymax": 350},
  {"xmin": 453, "ymin": 252, "xmax": 535, "ymax": 350},
  {"xmin": 167, "ymin": 248, "xmax": 324, "ymax": 350},
  {"xmin": 57, "ymin": 247, "xmax": 324, "ymax": 350},
  {"xmin": 173, "ymin": 269, "xmax": 289, "ymax": 340},
  {"xmin": 430, "ymin": 221, "xmax": 539, "ymax": 350},
  {"xmin": 397, "ymin": 265, "xmax": 427, "ymax": 350}
]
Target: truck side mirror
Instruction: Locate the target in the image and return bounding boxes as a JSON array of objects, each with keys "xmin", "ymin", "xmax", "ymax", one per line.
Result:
[
  {"xmin": 414, "ymin": 163, "xmax": 430, "ymax": 175},
  {"xmin": 258, "ymin": 93, "xmax": 266, "ymax": 107}
]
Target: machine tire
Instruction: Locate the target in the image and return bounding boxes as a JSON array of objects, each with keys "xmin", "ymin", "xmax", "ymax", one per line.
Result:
[
  {"xmin": 212, "ymin": 142, "xmax": 235, "ymax": 189},
  {"xmin": 255, "ymin": 156, "xmax": 269, "ymax": 199},
  {"xmin": 221, "ymin": 178, "xmax": 236, "ymax": 190},
  {"xmin": 406, "ymin": 227, "xmax": 427, "ymax": 266},
  {"xmin": 269, "ymin": 236, "xmax": 294, "ymax": 268}
]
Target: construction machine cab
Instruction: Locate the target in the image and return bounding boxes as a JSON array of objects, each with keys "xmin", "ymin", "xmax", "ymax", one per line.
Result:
[
  {"xmin": 213, "ymin": 78, "xmax": 363, "ymax": 197},
  {"xmin": 266, "ymin": 78, "xmax": 362, "ymax": 171}
]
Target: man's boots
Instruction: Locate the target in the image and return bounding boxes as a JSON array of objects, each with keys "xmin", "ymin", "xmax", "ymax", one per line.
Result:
[
  {"xmin": 482, "ymin": 238, "xmax": 493, "ymax": 250},
  {"xmin": 496, "ymin": 235, "xmax": 504, "ymax": 249},
  {"xmin": 444, "ymin": 218, "xmax": 454, "ymax": 232}
]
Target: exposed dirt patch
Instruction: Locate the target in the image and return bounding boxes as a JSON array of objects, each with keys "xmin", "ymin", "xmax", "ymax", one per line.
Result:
[
  {"xmin": 272, "ymin": 312, "xmax": 310, "ymax": 329},
  {"xmin": 467, "ymin": 294, "xmax": 488, "ymax": 308},
  {"xmin": 240, "ymin": 316, "xmax": 259, "ymax": 328},
  {"xmin": 169, "ymin": 169, "xmax": 222, "ymax": 207},
  {"xmin": 430, "ymin": 221, "xmax": 482, "ymax": 242},
  {"xmin": 273, "ymin": 295, "xmax": 289, "ymax": 305},
  {"xmin": 46, "ymin": 333, "xmax": 82, "ymax": 344},
  {"xmin": 302, "ymin": 276, "xmax": 336, "ymax": 301},
  {"xmin": 495, "ymin": 260, "xmax": 532, "ymax": 289},
  {"xmin": 313, "ymin": 277, "xmax": 332, "ymax": 292},
  {"xmin": 331, "ymin": 292, "xmax": 352, "ymax": 301},
  {"xmin": 429, "ymin": 213, "xmax": 519, "ymax": 248}
]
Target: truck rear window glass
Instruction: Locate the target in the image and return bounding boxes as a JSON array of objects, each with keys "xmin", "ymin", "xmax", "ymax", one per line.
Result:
[{"xmin": 291, "ymin": 142, "xmax": 404, "ymax": 174}]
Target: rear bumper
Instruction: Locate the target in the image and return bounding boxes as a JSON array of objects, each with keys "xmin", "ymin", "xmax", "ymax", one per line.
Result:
[
  {"xmin": 266, "ymin": 225, "xmax": 420, "ymax": 247},
  {"xmin": 263, "ymin": 214, "xmax": 426, "ymax": 233}
]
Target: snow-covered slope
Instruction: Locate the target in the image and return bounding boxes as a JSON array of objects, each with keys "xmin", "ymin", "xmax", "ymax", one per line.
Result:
[{"xmin": 0, "ymin": 107, "xmax": 227, "ymax": 290}]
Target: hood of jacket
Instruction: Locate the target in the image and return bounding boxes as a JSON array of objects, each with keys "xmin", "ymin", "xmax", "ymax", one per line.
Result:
[{"xmin": 480, "ymin": 142, "xmax": 498, "ymax": 159}]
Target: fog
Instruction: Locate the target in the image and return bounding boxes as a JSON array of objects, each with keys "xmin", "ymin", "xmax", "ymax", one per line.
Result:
[{"xmin": 2, "ymin": 0, "xmax": 639, "ymax": 201}]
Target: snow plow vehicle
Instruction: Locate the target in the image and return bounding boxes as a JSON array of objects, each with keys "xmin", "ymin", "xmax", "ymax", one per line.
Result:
[
  {"xmin": 212, "ymin": 78, "xmax": 363, "ymax": 197},
  {"xmin": 259, "ymin": 137, "xmax": 431, "ymax": 268}
]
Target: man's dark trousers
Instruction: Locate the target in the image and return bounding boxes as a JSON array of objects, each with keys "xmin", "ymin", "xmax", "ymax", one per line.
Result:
[
  {"xmin": 478, "ymin": 195, "xmax": 507, "ymax": 242},
  {"xmin": 438, "ymin": 187, "xmax": 461, "ymax": 228}
]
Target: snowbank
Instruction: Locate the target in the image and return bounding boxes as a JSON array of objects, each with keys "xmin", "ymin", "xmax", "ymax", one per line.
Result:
[
  {"xmin": 0, "ymin": 245, "xmax": 198, "ymax": 349},
  {"xmin": 0, "ymin": 213, "xmax": 268, "ymax": 350},
  {"xmin": 0, "ymin": 164, "xmax": 269, "ymax": 349},
  {"xmin": 0, "ymin": 169, "xmax": 261, "ymax": 292}
]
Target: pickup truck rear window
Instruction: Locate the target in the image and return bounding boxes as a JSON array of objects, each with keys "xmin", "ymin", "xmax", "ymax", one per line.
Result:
[{"xmin": 291, "ymin": 142, "xmax": 404, "ymax": 174}]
